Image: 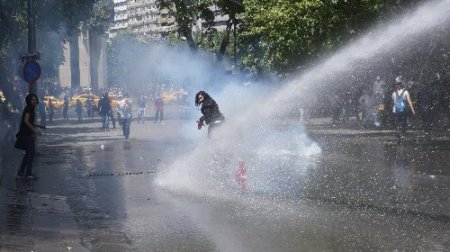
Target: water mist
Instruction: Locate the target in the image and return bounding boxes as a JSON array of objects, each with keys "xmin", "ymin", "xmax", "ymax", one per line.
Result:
[{"xmin": 156, "ymin": 0, "xmax": 450, "ymax": 200}]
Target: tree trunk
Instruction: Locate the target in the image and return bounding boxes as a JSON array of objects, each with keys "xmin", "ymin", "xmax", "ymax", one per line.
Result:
[
  {"xmin": 217, "ymin": 19, "xmax": 233, "ymax": 61},
  {"xmin": 174, "ymin": 0, "xmax": 197, "ymax": 51},
  {"xmin": 69, "ymin": 32, "xmax": 80, "ymax": 89},
  {"xmin": 89, "ymin": 30, "xmax": 101, "ymax": 91}
]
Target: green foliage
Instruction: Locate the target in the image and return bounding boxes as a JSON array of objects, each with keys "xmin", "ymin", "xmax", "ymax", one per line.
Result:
[
  {"xmin": 157, "ymin": 0, "xmax": 243, "ymax": 56},
  {"xmin": 239, "ymin": 0, "xmax": 425, "ymax": 74},
  {"xmin": 107, "ymin": 32, "xmax": 146, "ymax": 87}
]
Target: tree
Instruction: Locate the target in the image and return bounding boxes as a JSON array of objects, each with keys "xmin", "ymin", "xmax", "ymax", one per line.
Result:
[
  {"xmin": 239, "ymin": 0, "xmax": 426, "ymax": 74},
  {"xmin": 157, "ymin": 0, "xmax": 244, "ymax": 61},
  {"xmin": 107, "ymin": 32, "xmax": 144, "ymax": 87}
]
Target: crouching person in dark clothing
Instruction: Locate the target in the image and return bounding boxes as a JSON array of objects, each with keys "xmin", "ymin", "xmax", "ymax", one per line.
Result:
[
  {"xmin": 17, "ymin": 94, "xmax": 40, "ymax": 180},
  {"xmin": 195, "ymin": 91, "xmax": 225, "ymax": 137}
]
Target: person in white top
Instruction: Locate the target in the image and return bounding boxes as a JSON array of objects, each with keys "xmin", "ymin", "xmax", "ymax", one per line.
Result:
[{"xmin": 392, "ymin": 80, "xmax": 415, "ymax": 140}]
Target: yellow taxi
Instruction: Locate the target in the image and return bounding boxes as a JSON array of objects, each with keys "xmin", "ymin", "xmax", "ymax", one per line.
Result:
[
  {"xmin": 108, "ymin": 94, "xmax": 122, "ymax": 108},
  {"xmin": 71, "ymin": 94, "xmax": 100, "ymax": 106},
  {"xmin": 43, "ymin": 96, "xmax": 65, "ymax": 109},
  {"xmin": 160, "ymin": 90, "xmax": 188, "ymax": 102}
]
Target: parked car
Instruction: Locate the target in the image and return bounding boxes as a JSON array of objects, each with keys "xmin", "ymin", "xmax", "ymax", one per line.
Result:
[
  {"xmin": 161, "ymin": 90, "xmax": 188, "ymax": 102},
  {"xmin": 43, "ymin": 96, "xmax": 64, "ymax": 109},
  {"xmin": 108, "ymin": 94, "xmax": 122, "ymax": 108},
  {"xmin": 71, "ymin": 94, "xmax": 100, "ymax": 106}
]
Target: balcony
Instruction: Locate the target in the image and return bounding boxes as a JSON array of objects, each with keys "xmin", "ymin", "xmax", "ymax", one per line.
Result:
[
  {"xmin": 157, "ymin": 17, "xmax": 176, "ymax": 26},
  {"xmin": 114, "ymin": 5, "xmax": 127, "ymax": 12}
]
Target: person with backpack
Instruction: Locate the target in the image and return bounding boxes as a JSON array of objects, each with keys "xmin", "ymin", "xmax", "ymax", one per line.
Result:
[
  {"xmin": 16, "ymin": 94, "xmax": 40, "ymax": 179},
  {"xmin": 392, "ymin": 78, "xmax": 415, "ymax": 141}
]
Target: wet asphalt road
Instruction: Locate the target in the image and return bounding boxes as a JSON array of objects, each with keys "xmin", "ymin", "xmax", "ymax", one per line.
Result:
[{"xmin": 0, "ymin": 117, "xmax": 449, "ymax": 252}]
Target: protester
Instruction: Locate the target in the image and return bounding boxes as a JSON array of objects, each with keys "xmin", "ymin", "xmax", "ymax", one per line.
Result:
[
  {"xmin": 75, "ymin": 99, "xmax": 83, "ymax": 122},
  {"xmin": 47, "ymin": 99, "xmax": 55, "ymax": 122},
  {"xmin": 119, "ymin": 94, "xmax": 132, "ymax": 141},
  {"xmin": 373, "ymin": 76, "xmax": 386, "ymax": 105},
  {"xmin": 373, "ymin": 76, "xmax": 386, "ymax": 127},
  {"xmin": 38, "ymin": 96, "xmax": 46, "ymax": 126},
  {"xmin": 154, "ymin": 95, "xmax": 164, "ymax": 124},
  {"xmin": 62, "ymin": 98, "xmax": 69, "ymax": 121},
  {"xmin": 109, "ymin": 105, "xmax": 116, "ymax": 129},
  {"xmin": 358, "ymin": 89, "xmax": 374, "ymax": 128},
  {"xmin": 195, "ymin": 91, "xmax": 225, "ymax": 137},
  {"xmin": 86, "ymin": 97, "xmax": 94, "ymax": 118},
  {"xmin": 137, "ymin": 95, "xmax": 146, "ymax": 124},
  {"xmin": 16, "ymin": 94, "xmax": 40, "ymax": 179},
  {"xmin": 392, "ymin": 78, "xmax": 415, "ymax": 141},
  {"xmin": 98, "ymin": 92, "xmax": 112, "ymax": 130}
]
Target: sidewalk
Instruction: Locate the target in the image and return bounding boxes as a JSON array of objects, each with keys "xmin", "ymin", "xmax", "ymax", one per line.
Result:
[
  {"xmin": 0, "ymin": 118, "xmax": 183, "ymax": 251},
  {"xmin": 0, "ymin": 139, "xmax": 90, "ymax": 251}
]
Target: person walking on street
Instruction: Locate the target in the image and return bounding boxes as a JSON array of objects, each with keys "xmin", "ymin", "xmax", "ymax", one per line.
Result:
[
  {"xmin": 47, "ymin": 99, "xmax": 55, "ymax": 122},
  {"xmin": 120, "ymin": 94, "xmax": 132, "ymax": 141},
  {"xmin": 16, "ymin": 94, "xmax": 40, "ymax": 179},
  {"xmin": 75, "ymin": 99, "xmax": 83, "ymax": 122},
  {"xmin": 392, "ymin": 78, "xmax": 415, "ymax": 142},
  {"xmin": 86, "ymin": 97, "xmax": 93, "ymax": 118},
  {"xmin": 195, "ymin": 91, "xmax": 225, "ymax": 137},
  {"xmin": 98, "ymin": 92, "xmax": 111, "ymax": 130},
  {"xmin": 38, "ymin": 96, "xmax": 46, "ymax": 126},
  {"xmin": 109, "ymin": 103, "xmax": 116, "ymax": 129},
  {"xmin": 137, "ymin": 95, "xmax": 146, "ymax": 124},
  {"xmin": 373, "ymin": 76, "xmax": 386, "ymax": 127},
  {"xmin": 62, "ymin": 98, "xmax": 69, "ymax": 121},
  {"xmin": 154, "ymin": 95, "xmax": 164, "ymax": 124}
]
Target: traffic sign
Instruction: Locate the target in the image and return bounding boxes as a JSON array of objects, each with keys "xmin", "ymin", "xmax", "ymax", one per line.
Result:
[{"xmin": 23, "ymin": 60, "xmax": 41, "ymax": 83}]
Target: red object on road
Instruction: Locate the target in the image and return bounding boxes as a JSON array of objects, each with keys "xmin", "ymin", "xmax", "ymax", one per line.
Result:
[{"xmin": 235, "ymin": 160, "xmax": 247, "ymax": 190}]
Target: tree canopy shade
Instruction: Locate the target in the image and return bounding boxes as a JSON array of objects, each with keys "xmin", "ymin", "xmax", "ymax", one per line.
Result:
[
  {"xmin": 239, "ymin": 0, "xmax": 425, "ymax": 74},
  {"xmin": 157, "ymin": 0, "xmax": 243, "ymax": 59},
  {"xmin": 156, "ymin": 0, "xmax": 424, "ymax": 74}
]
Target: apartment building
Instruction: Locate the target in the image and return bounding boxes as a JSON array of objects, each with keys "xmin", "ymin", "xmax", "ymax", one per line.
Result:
[{"xmin": 109, "ymin": 0, "xmax": 176, "ymax": 41}]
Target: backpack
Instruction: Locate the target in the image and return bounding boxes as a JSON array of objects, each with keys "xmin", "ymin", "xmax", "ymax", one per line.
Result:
[{"xmin": 395, "ymin": 90, "xmax": 407, "ymax": 113}]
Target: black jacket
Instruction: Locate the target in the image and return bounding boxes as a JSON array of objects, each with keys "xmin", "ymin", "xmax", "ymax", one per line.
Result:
[{"xmin": 200, "ymin": 97, "xmax": 225, "ymax": 124}]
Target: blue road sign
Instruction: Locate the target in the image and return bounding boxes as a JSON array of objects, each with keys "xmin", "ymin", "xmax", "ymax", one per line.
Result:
[{"xmin": 23, "ymin": 60, "xmax": 41, "ymax": 83}]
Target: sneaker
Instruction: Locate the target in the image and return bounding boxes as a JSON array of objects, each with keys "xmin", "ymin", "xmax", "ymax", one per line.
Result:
[{"xmin": 16, "ymin": 173, "xmax": 25, "ymax": 179}]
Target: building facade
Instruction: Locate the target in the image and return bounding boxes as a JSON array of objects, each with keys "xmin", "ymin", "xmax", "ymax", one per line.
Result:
[
  {"xmin": 58, "ymin": 30, "xmax": 108, "ymax": 90},
  {"xmin": 109, "ymin": 0, "xmax": 176, "ymax": 41}
]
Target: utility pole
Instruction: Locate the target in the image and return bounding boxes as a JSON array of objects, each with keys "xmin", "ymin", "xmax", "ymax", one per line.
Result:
[
  {"xmin": 27, "ymin": 0, "xmax": 36, "ymax": 56},
  {"xmin": 22, "ymin": 0, "xmax": 41, "ymax": 151},
  {"xmin": 23, "ymin": 0, "xmax": 41, "ymax": 95}
]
